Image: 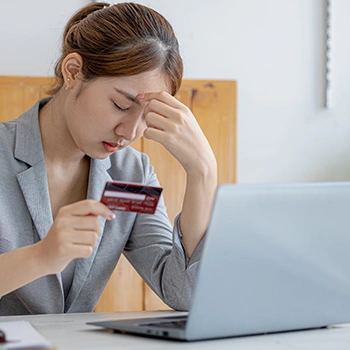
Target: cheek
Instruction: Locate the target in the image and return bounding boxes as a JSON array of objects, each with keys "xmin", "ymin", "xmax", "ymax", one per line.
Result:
[
  {"xmin": 70, "ymin": 99, "xmax": 91, "ymax": 124},
  {"xmin": 74, "ymin": 100, "xmax": 109, "ymax": 131}
]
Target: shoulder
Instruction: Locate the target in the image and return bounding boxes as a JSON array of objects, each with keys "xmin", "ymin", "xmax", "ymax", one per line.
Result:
[
  {"xmin": 0, "ymin": 97, "xmax": 48, "ymax": 142},
  {"xmin": 0, "ymin": 119, "xmax": 18, "ymax": 157},
  {"xmin": 107, "ymin": 146, "xmax": 156, "ymax": 184},
  {"xmin": 0, "ymin": 98, "xmax": 48, "ymax": 166},
  {"xmin": 0, "ymin": 112, "xmax": 21, "ymax": 134},
  {"xmin": 111, "ymin": 146, "xmax": 150, "ymax": 167}
]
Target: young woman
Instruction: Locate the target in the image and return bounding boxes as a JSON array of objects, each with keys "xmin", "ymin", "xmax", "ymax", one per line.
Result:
[{"xmin": 0, "ymin": 2, "xmax": 217, "ymax": 315}]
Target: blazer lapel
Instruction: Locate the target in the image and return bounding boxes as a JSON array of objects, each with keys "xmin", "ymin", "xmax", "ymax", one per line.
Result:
[
  {"xmin": 16, "ymin": 161, "xmax": 53, "ymax": 241},
  {"xmin": 14, "ymin": 99, "xmax": 64, "ymax": 313},
  {"xmin": 15, "ymin": 99, "xmax": 54, "ymax": 241},
  {"xmin": 65, "ymin": 157, "xmax": 113, "ymax": 312}
]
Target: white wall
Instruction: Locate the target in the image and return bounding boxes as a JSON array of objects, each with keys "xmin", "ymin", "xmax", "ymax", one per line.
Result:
[{"xmin": 1, "ymin": 0, "xmax": 350, "ymax": 184}]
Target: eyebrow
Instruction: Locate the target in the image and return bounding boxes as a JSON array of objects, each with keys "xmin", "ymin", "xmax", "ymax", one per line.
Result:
[{"xmin": 114, "ymin": 88, "xmax": 140, "ymax": 105}]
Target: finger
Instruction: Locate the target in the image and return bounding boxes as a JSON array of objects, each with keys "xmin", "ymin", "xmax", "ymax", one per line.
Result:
[
  {"xmin": 69, "ymin": 215, "xmax": 103, "ymax": 234},
  {"xmin": 59, "ymin": 200, "xmax": 115, "ymax": 221},
  {"xmin": 137, "ymin": 91, "xmax": 182, "ymax": 109},
  {"xmin": 70, "ymin": 230, "xmax": 99, "ymax": 247},
  {"xmin": 143, "ymin": 127, "xmax": 169, "ymax": 144},
  {"xmin": 144, "ymin": 99, "xmax": 173, "ymax": 119},
  {"xmin": 68, "ymin": 244, "xmax": 94, "ymax": 259},
  {"xmin": 145, "ymin": 111, "xmax": 171, "ymax": 131}
]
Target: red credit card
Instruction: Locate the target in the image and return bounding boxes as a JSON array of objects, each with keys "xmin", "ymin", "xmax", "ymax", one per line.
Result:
[{"xmin": 100, "ymin": 181, "xmax": 163, "ymax": 214}]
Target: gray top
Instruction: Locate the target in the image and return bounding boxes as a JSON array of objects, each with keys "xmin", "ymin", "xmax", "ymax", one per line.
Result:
[
  {"xmin": 61, "ymin": 260, "xmax": 77, "ymax": 300},
  {"xmin": 0, "ymin": 98, "xmax": 204, "ymax": 315}
]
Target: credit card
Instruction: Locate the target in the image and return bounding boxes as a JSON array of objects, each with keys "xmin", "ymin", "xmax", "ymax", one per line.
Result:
[{"xmin": 100, "ymin": 181, "xmax": 163, "ymax": 214}]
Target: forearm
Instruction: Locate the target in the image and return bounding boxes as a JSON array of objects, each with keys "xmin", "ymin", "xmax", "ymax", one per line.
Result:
[
  {"xmin": 0, "ymin": 243, "xmax": 49, "ymax": 298},
  {"xmin": 180, "ymin": 161, "xmax": 217, "ymax": 258},
  {"xmin": 140, "ymin": 90, "xmax": 218, "ymax": 257}
]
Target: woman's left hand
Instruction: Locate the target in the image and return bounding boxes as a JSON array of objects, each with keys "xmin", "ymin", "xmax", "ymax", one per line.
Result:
[{"xmin": 139, "ymin": 91, "xmax": 216, "ymax": 176}]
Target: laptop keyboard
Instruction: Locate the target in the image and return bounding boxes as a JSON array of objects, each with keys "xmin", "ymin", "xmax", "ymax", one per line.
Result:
[{"xmin": 139, "ymin": 319, "xmax": 187, "ymax": 329}]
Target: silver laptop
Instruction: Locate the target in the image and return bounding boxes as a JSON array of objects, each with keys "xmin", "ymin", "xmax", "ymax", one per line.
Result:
[{"xmin": 88, "ymin": 182, "xmax": 350, "ymax": 341}]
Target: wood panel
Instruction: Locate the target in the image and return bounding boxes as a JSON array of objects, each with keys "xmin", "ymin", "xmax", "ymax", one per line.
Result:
[
  {"xmin": 187, "ymin": 80, "xmax": 236, "ymax": 185},
  {"xmin": 94, "ymin": 255, "xmax": 144, "ymax": 311},
  {"xmin": 0, "ymin": 76, "xmax": 236, "ymax": 312},
  {"xmin": 0, "ymin": 76, "xmax": 53, "ymax": 122}
]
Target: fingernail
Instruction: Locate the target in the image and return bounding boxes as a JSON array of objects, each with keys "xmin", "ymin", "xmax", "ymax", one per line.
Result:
[
  {"xmin": 136, "ymin": 94, "xmax": 145, "ymax": 101},
  {"xmin": 108, "ymin": 212, "xmax": 116, "ymax": 220}
]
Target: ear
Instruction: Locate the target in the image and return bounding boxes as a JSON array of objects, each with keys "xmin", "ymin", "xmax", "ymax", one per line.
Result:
[{"xmin": 61, "ymin": 53, "xmax": 84, "ymax": 90}]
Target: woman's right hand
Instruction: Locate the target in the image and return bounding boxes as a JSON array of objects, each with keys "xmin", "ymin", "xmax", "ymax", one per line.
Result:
[{"xmin": 36, "ymin": 199, "xmax": 115, "ymax": 275}]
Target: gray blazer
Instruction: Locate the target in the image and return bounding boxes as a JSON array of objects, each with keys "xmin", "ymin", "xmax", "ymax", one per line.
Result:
[{"xmin": 0, "ymin": 99, "xmax": 203, "ymax": 315}]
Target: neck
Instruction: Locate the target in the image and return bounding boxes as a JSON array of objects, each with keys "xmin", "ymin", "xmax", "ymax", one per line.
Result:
[{"xmin": 39, "ymin": 92, "xmax": 86, "ymax": 166}]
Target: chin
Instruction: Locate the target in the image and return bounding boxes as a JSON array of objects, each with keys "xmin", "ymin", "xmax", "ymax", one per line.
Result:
[
  {"xmin": 84, "ymin": 150, "xmax": 112, "ymax": 160},
  {"xmin": 92, "ymin": 154, "xmax": 112, "ymax": 160},
  {"xmin": 85, "ymin": 145, "xmax": 118, "ymax": 160}
]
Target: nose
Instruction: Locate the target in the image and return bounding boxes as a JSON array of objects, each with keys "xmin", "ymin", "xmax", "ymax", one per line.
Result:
[{"xmin": 114, "ymin": 111, "xmax": 145, "ymax": 141}]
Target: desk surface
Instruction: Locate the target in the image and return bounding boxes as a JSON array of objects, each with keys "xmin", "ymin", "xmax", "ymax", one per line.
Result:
[{"xmin": 1, "ymin": 311, "xmax": 350, "ymax": 349}]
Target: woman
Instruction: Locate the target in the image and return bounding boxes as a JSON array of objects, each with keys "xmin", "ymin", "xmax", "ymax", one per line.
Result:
[{"xmin": 0, "ymin": 2, "xmax": 217, "ymax": 315}]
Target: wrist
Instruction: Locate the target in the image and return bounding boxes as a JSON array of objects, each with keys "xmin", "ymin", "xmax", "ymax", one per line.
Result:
[
  {"xmin": 187, "ymin": 155, "xmax": 217, "ymax": 185},
  {"xmin": 32, "ymin": 241, "xmax": 54, "ymax": 276}
]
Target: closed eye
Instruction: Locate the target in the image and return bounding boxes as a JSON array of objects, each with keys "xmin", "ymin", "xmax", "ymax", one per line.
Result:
[{"xmin": 113, "ymin": 102, "xmax": 129, "ymax": 112}]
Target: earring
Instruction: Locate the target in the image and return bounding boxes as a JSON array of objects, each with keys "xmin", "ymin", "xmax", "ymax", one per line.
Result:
[{"xmin": 65, "ymin": 78, "xmax": 70, "ymax": 91}]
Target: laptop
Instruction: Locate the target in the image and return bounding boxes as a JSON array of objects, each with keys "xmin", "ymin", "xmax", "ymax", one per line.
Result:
[{"xmin": 88, "ymin": 182, "xmax": 350, "ymax": 341}]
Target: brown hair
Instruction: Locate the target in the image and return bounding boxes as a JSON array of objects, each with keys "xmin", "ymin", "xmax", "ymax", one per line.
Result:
[{"xmin": 47, "ymin": 2, "xmax": 183, "ymax": 96}]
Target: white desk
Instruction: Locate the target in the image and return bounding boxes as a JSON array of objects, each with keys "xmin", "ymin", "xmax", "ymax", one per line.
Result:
[{"xmin": 1, "ymin": 311, "xmax": 350, "ymax": 349}]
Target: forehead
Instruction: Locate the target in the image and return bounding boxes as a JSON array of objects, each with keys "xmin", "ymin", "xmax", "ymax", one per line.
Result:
[{"xmin": 94, "ymin": 69, "xmax": 171, "ymax": 95}]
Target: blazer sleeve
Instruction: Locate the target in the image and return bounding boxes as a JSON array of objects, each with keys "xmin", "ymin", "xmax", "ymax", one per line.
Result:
[{"xmin": 122, "ymin": 153, "xmax": 204, "ymax": 311}]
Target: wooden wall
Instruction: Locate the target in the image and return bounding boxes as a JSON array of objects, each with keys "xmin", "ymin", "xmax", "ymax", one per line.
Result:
[{"xmin": 0, "ymin": 76, "xmax": 236, "ymax": 311}]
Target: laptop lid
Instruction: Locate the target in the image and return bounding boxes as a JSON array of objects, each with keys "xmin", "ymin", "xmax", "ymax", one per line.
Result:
[
  {"xmin": 89, "ymin": 182, "xmax": 350, "ymax": 341},
  {"xmin": 185, "ymin": 182, "xmax": 350, "ymax": 340}
]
